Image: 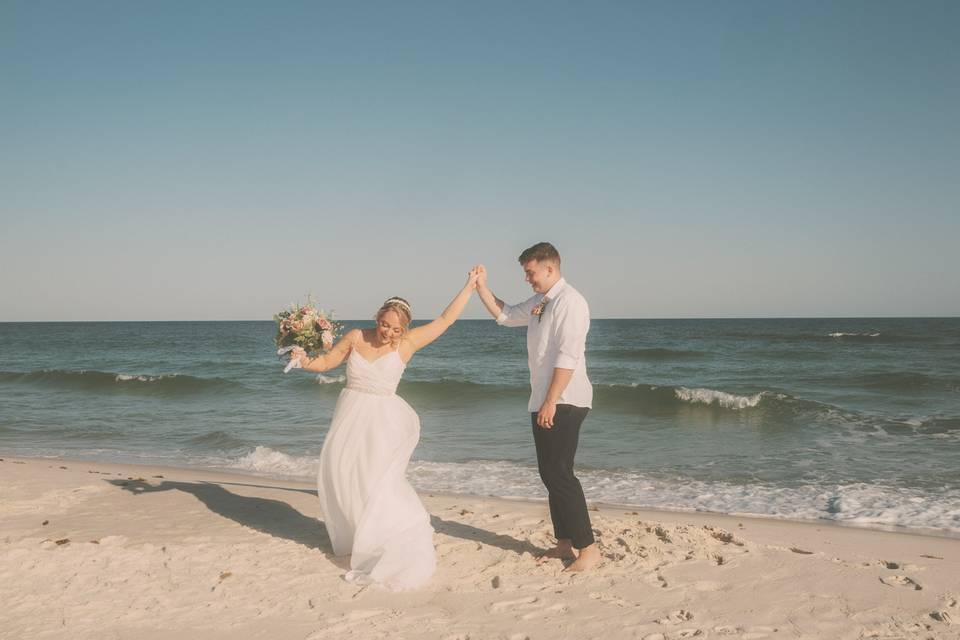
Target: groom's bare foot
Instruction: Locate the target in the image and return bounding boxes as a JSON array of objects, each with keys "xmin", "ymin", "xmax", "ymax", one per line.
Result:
[
  {"xmin": 563, "ymin": 543, "xmax": 601, "ymax": 572},
  {"xmin": 536, "ymin": 540, "xmax": 576, "ymax": 564}
]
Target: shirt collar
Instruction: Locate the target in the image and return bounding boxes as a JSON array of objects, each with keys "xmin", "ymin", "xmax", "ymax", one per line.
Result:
[{"xmin": 542, "ymin": 277, "xmax": 566, "ymax": 300}]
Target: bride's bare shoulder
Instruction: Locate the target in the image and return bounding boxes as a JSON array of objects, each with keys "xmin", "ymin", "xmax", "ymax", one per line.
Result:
[
  {"xmin": 343, "ymin": 328, "xmax": 364, "ymax": 346},
  {"xmin": 398, "ymin": 337, "xmax": 415, "ymax": 362}
]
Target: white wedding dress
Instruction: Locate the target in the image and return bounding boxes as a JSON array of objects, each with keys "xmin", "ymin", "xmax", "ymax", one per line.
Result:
[{"xmin": 317, "ymin": 348, "xmax": 436, "ymax": 590}]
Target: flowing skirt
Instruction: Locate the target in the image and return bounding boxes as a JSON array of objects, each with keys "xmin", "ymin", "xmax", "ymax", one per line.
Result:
[{"xmin": 317, "ymin": 388, "xmax": 436, "ymax": 590}]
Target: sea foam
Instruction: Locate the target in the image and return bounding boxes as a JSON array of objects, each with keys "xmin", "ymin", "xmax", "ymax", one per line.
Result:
[
  {"xmin": 674, "ymin": 386, "xmax": 764, "ymax": 409},
  {"xmin": 231, "ymin": 446, "xmax": 319, "ymax": 478},
  {"xmin": 218, "ymin": 449, "xmax": 960, "ymax": 533},
  {"xmin": 115, "ymin": 373, "xmax": 173, "ymax": 383},
  {"xmin": 828, "ymin": 332, "xmax": 881, "ymax": 338}
]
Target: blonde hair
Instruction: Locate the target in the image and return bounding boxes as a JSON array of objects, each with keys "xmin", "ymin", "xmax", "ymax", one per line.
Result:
[{"xmin": 375, "ymin": 297, "xmax": 412, "ymax": 331}]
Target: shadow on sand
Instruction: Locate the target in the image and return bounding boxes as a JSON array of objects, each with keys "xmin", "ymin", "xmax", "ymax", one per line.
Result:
[
  {"xmin": 430, "ymin": 516, "xmax": 542, "ymax": 556},
  {"xmin": 108, "ymin": 478, "xmax": 541, "ymax": 559},
  {"xmin": 108, "ymin": 478, "xmax": 334, "ymax": 554}
]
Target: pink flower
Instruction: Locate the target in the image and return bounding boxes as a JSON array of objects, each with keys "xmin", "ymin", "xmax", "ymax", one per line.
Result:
[{"xmin": 531, "ymin": 298, "xmax": 549, "ymax": 322}]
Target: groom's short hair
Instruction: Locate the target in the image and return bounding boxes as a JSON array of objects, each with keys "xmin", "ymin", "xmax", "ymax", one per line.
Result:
[{"xmin": 519, "ymin": 242, "xmax": 561, "ymax": 266}]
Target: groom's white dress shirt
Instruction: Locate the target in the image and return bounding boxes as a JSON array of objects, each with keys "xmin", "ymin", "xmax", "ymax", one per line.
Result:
[{"xmin": 496, "ymin": 277, "xmax": 593, "ymax": 412}]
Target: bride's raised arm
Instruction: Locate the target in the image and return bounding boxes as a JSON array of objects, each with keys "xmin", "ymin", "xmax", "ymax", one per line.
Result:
[
  {"xmin": 403, "ymin": 267, "xmax": 480, "ymax": 354},
  {"xmin": 291, "ymin": 329, "xmax": 360, "ymax": 372}
]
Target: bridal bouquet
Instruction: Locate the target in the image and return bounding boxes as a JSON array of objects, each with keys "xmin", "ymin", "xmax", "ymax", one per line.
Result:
[{"xmin": 274, "ymin": 297, "xmax": 342, "ymax": 373}]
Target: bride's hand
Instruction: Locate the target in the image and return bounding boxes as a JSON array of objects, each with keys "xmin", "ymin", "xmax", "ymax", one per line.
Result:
[
  {"xmin": 467, "ymin": 266, "xmax": 481, "ymax": 289},
  {"xmin": 290, "ymin": 346, "xmax": 307, "ymax": 364}
]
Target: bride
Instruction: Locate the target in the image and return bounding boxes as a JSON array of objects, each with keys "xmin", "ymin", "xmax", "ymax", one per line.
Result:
[{"xmin": 288, "ymin": 267, "xmax": 479, "ymax": 589}]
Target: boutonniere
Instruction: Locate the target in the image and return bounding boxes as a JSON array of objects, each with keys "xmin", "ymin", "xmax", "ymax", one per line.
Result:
[{"xmin": 531, "ymin": 297, "xmax": 550, "ymax": 322}]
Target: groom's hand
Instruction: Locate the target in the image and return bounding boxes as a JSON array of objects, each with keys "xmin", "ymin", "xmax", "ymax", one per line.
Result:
[
  {"xmin": 476, "ymin": 264, "xmax": 488, "ymax": 289},
  {"xmin": 537, "ymin": 401, "xmax": 557, "ymax": 429}
]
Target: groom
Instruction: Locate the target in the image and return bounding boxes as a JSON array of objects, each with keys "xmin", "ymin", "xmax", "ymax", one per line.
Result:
[{"xmin": 476, "ymin": 242, "xmax": 600, "ymax": 572}]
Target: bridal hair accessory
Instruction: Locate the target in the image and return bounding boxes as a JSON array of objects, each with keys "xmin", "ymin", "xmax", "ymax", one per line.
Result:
[
  {"xmin": 383, "ymin": 298, "xmax": 412, "ymax": 314},
  {"xmin": 532, "ymin": 297, "xmax": 550, "ymax": 322},
  {"xmin": 273, "ymin": 295, "xmax": 343, "ymax": 373}
]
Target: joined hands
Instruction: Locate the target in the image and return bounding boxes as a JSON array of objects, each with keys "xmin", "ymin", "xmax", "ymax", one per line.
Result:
[
  {"xmin": 475, "ymin": 264, "xmax": 488, "ymax": 289},
  {"xmin": 466, "ymin": 265, "xmax": 486, "ymax": 290}
]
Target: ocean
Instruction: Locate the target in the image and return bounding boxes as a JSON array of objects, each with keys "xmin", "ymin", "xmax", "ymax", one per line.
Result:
[{"xmin": 2, "ymin": 318, "xmax": 958, "ymax": 534}]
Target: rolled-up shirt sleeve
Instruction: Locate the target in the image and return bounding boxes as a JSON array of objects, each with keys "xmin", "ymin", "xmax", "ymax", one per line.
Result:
[
  {"xmin": 552, "ymin": 297, "xmax": 589, "ymax": 370},
  {"xmin": 496, "ymin": 296, "xmax": 539, "ymax": 327}
]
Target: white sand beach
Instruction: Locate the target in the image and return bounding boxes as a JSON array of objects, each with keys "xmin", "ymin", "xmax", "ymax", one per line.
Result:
[{"xmin": 2, "ymin": 456, "xmax": 958, "ymax": 640}]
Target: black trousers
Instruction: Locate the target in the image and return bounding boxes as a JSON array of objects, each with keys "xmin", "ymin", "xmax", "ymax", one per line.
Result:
[{"xmin": 531, "ymin": 404, "xmax": 594, "ymax": 549}]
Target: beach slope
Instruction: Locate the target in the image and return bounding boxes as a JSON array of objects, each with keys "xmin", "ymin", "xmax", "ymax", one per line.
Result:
[{"xmin": 1, "ymin": 457, "xmax": 957, "ymax": 639}]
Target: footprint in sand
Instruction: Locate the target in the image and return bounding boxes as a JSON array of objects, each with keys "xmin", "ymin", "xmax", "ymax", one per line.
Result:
[
  {"xmin": 879, "ymin": 575, "xmax": 922, "ymax": 590},
  {"xmin": 602, "ymin": 536, "xmax": 636, "ymax": 562},
  {"xmin": 307, "ymin": 609, "xmax": 393, "ymax": 637},
  {"xmin": 655, "ymin": 609, "xmax": 694, "ymax": 625},
  {"xmin": 589, "ymin": 591, "xmax": 628, "ymax": 607},
  {"xmin": 345, "ymin": 609, "xmax": 390, "ymax": 621},
  {"xmin": 490, "ymin": 596, "xmax": 568, "ymax": 621},
  {"xmin": 522, "ymin": 603, "xmax": 568, "ymax": 620},
  {"xmin": 706, "ymin": 527, "xmax": 744, "ymax": 547},
  {"xmin": 652, "ymin": 526, "xmax": 672, "ymax": 544},
  {"xmin": 930, "ymin": 610, "xmax": 953, "ymax": 624},
  {"xmin": 490, "ymin": 596, "xmax": 540, "ymax": 613}
]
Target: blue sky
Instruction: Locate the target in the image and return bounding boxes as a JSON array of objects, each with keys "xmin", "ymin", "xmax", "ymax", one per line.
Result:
[{"xmin": 2, "ymin": 1, "xmax": 958, "ymax": 320}]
